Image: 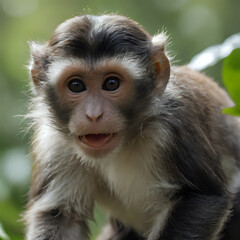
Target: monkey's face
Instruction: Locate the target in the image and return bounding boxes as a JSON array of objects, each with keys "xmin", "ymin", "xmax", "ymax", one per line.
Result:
[
  {"xmin": 45, "ymin": 57, "xmax": 142, "ymax": 158},
  {"xmin": 29, "ymin": 15, "xmax": 170, "ymax": 159}
]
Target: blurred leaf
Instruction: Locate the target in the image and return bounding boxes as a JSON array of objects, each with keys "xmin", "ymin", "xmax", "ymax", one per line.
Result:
[
  {"xmin": 89, "ymin": 205, "xmax": 106, "ymax": 239},
  {"xmin": 222, "ymin": 48, "xmax": 240, "ymax": 116},
  {"xmin": 0, "ymin": 200, "xmax": 24, "ymax": 240},
  {"xmin": 222, "ymin": 106, "xmax": 240, "ymax": 115},
  {"xmin": 189, "ymin": 33, "xmax": 240, "ymax": 71},
  {"xmin": 0, "ymin": 223, "xmax": 10, "ymax": 240}
]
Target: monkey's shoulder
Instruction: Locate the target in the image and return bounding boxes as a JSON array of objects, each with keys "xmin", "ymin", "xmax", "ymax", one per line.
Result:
[
  {"xmin": 154, "ymin": 65, "xmax": 238, "ymax": 138},
  {"xmin": 165, "ymin": 65, "xmax": 233, "ymax": 110}
]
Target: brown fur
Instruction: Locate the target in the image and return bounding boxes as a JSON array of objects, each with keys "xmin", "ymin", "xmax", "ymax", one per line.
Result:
[{"xmin": 24, "ymin": 15, "xmax": 240, "ymax": 240}]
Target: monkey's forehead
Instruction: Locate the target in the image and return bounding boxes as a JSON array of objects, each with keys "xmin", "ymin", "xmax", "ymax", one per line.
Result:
[
  {"xmin": 47, "ymin": 15, "xmax": 152, "ymax": 62},
  {"xmin": 46, "ymin": 56, "xmax": 146, "ymax": 85}
]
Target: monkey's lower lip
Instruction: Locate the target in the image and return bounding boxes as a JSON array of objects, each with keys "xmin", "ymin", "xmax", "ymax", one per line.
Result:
[{"xmin": 79, "ymin": 133, "xmax": 117, "ymax": 149}]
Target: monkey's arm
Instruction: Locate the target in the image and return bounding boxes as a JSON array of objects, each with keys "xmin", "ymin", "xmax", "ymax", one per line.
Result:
[
  {"xmin": 24, "ymin": 129, "xmax": 94, "ymax": 240},
  {"xmin": 25, "ymin": 174, "xmax": 93, "ymax": 240},
  {"xmin": 25, "ymin": 172, "xmax": 93, "ymax": 240},
  {"xmin": 152, "ymin": 97, "xmax": 233, "ymax": 240},
  {"xmin": 158, "ymin": 193, "xmax": 231, "ymax": 240},
  {"xmin": 25, "ymin": 207, "xmax": 89, "ymax": 240}
]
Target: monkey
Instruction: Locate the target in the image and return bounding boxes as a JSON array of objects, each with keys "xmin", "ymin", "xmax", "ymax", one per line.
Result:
[{"xmin": 24, "ymin": 14, "xmax": 240, "ymax": 240}]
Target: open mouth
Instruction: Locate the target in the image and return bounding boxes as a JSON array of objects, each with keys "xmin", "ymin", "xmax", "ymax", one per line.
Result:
[{"xmin": 79, "ymin": 133, "xmax": 117, "ymax": 149}]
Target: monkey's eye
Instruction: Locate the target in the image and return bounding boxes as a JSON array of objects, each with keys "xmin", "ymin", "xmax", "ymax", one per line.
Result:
[
  {"xmin": 68, "ymin": 79, "xmax": 86, "ymax": 93},
  {"xmin": 102, "ymin": 76, "xmax": 120, "ymax": 91}
]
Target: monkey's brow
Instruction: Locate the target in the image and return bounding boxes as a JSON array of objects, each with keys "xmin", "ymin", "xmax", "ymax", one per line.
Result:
[{"xmin": 46, "ymin": 56, "xmax": 146, "ymax": 84}]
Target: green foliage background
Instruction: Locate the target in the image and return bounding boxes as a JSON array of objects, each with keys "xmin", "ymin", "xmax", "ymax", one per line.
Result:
[
  {"xmin": 0, "ymin": 0, "xmax": 240, "ymax": 239},
  {"xmin": 222, "ymin": 48, "xmax": 240, "ymax": 116}
]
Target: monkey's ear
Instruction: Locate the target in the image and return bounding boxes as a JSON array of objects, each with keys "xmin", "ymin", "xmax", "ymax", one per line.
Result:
[
  {"xmin": 28, "ymin": 42, "xmax": 47, "ymax": 86},
  {"xmin": 151, "ymin": 33, "xmax": 170, "ymax": 92}
]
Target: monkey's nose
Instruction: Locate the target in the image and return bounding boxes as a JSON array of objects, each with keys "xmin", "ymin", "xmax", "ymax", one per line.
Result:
[{"xmin": 86, "ymin": 112, "xmax": 103, "ymax": 122}]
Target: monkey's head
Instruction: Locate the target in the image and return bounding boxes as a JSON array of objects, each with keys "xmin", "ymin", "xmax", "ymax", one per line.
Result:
[{"xmin": 29, "ymin": 15, "xmax": 170, "ymax": 159}]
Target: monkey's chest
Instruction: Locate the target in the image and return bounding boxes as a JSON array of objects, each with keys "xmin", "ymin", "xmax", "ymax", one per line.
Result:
[
  {"xmin": 94, "ymin": 180, "xmax": 154, "ymax": 234},
  {"xmin": 93, "ymin": 158, "xmax": 170, "ymax": 235}
]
